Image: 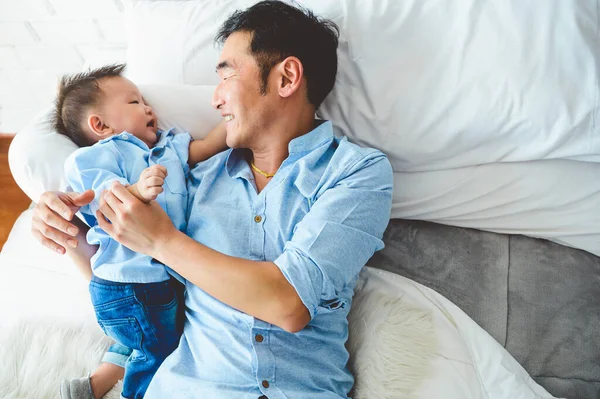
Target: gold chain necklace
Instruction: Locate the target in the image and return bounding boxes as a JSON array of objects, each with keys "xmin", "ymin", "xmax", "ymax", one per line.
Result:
[{"xmin": 250, "ymin": 161, "xmax": 276, "ymax": 178}]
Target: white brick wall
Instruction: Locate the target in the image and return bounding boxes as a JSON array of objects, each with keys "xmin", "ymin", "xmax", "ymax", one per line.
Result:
[{"xmin": 0, "ymin": 0, "xmax": 127, "ymax": 132}]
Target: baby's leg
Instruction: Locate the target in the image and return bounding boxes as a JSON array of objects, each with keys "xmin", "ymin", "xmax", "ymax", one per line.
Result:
[
  {"xmin": 60, "ymin": 342, "xmax": 130, "ymax": 399},
  {"xmin": 90, "ymin": 342, "xmax": 130, "ymax": 398},
  {"xmin": 125, "ymin": 278, "xmax": 183, "ymax": 397},
  {"xmin": 89, "ymin": 277, "xmax": 182, "ymax": 398},
  {"xmin": 90, "ymin": 362, "xmax": 125, "ymax": 398}
]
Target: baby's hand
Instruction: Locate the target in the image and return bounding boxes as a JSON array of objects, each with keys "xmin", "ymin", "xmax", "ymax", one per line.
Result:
[{"xmin": 137, "ymin": 165, "xmax": 168, "ymax": 202}]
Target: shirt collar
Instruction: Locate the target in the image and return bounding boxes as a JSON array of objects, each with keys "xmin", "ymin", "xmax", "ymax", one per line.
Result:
[
  {"xmin": 225, "ymin": 120, "xmax": 334, "ymax": 179},
  {"xmin": 288, "ymin": 119, "xmax": 333, "ymax": 154},
  {"xmin": 99, "ymin": 128, "xmax": 172, "ymax": 150}
]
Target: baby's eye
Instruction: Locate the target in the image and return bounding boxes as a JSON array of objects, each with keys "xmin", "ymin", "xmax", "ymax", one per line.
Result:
[{"xmin": 129, "ymin": 100, "xmax": 139, "ymax": 104}]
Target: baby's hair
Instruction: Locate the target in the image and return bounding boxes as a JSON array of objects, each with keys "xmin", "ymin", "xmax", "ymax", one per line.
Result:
[{"xmin": 52, "ymin": 63, "xmax": 126, "ymax": 147}]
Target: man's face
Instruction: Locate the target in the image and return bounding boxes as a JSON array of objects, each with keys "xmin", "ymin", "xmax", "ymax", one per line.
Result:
[
  {"xmin": 98, "ymin": 76, "xmax": 158, "ymax": 147},
  {"xmin": 212, "ymin": 32, "xmax": 278, "ymax": 149}
]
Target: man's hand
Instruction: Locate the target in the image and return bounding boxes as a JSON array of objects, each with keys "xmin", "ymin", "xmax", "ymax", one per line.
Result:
[
  {"xmin": 31, "ymin": 190, "xmax": 95, "ymax": 254},
  {"xmin": 97, "ymin": 181, "xmax": 177, "ymax": 257},
  {"xmin": 132, "ymin": 164, "xmax": 167, "ymax": 202}
]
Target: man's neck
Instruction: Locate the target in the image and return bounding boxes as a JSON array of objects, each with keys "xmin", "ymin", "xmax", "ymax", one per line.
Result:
[{"xmin": 249, "ymin": 108, "xmax": 316, "ymax": 175}]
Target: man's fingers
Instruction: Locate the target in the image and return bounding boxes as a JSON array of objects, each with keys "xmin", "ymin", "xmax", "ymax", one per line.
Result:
[
  {"xmin": 41, "ymin": 192, "xmax": 74, "ymax": 220},
  {"xmin": 70, "ymin": 189, "xmax": 95, "ymax": 208},
  {"xmin": 110, "ymin": 181, "xmax": 138, "ymax": 205},
  {"xmin": 99, "ymin": 191, "xmax": 119, "ymax": 222},
  {"xmin": 39, "ymin": 203, "xmax": 79, "ymax": 236},
  {"xmin": 32, "ymin": 210, "xmax": 78, "ymax": 250},
  {"xmin": 96, "ymin": 210, "xmax": 114, "ymax": 235},
  {"xmin": 31, "ymin": 227, "xmax": 66, "ymax": 254}
]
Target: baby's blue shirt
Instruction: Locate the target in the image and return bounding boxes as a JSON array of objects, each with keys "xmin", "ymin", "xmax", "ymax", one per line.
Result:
[{"xmin": 65, "ymin": 129, "xmax": 191, "ymax": 283}]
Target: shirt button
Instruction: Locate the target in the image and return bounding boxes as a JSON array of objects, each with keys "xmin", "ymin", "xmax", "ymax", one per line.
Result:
[
  {"xmin": 255, "ymin": 334, "xmax": 264, "ymax": 343},
  {"xmin": 120, "ymin": 133, "xmax": 128, "ymax": 139},
  {"xmin": 254, "ymin": 215, "xmax": 262, "ymax": 223},
  {"xmin": 262, "ymin": 380, "xmax": 269, "ymax": 388}
]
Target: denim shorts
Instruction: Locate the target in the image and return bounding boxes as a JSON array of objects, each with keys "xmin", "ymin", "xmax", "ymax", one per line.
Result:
[{"xmin": 89, "ymin": 275, "xmax": 184, "ymax": 399}]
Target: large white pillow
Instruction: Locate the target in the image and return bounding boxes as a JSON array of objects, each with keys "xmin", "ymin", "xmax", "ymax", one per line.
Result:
[
  {"xmin": 9, "ymin": 84, "xmax": 219, "ymax": 201},
  {"xmin": 125, "ymin": 0, "xmax": 600, "ymax": 171},
  {"xmin": 124, "ymin": 0, "xmax": 344, "ymax": 86},
  {"xmin": 391, "ymin": 160, "xmax": 600, "ymax": 257}
]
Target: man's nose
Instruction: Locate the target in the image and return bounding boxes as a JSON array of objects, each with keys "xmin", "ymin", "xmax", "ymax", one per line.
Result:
[{"xmin": 212, "ymin": 85, "xmax": 224, "ymax": 110}]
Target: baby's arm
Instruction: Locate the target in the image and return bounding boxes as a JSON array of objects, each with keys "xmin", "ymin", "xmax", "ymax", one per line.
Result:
[
  {"xmin": 128, "ymin": 164, "xmax": 167, "ymax": 203},
  {"xmin": 188, "ymin": 121, "xmax": 228, "ymax": 166}
]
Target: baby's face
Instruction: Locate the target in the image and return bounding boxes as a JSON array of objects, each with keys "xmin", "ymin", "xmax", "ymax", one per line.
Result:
[{"xmin": 98, "ymin": 76, "xmax": 158, "ymax": 147}]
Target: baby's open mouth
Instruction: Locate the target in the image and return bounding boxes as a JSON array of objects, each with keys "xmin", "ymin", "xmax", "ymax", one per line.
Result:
[{"xmin": 147, "ymin": 120, "xmax": 155, "ymax": 127}]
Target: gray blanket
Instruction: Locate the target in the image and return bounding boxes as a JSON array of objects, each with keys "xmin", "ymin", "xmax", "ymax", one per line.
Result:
[{"xmin": 369, "ymin": 219, "xmax": 600, "ymax": 399}]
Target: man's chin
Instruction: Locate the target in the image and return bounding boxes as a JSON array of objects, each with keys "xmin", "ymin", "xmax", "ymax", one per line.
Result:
[{"xmin": 225, "ymin": 133, "xmax": 237, "ymax": 149}]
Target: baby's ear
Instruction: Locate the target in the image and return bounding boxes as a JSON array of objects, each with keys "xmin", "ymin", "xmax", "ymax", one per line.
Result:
[{"xmin": 88, "ymin": 114, "xmax": 113, "ymax": 138}]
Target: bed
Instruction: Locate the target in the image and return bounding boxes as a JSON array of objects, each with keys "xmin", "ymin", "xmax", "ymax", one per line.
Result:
[{"xmin": 3, "ymin": 1, "xmax": 600, "ymax": 398}]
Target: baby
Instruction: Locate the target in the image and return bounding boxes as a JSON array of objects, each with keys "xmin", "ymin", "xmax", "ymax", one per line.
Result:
[{"xmin": 53, "ymin": 63, "xmax": 226, "ymax": 399}]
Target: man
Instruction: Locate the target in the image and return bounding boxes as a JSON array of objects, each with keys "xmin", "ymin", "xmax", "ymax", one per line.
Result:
[{"xmin": 32, "ymin": 1, "xmax": 393, "ymax": 398}]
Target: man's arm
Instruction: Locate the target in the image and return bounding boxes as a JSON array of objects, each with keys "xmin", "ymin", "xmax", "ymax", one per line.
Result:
[
  {"xmin": 188, "ymin": 121, "xmax": 228, "ymax": 166},
  {"xmin": 97, "ymin": 191, "xmax": 309, "ymax": 332},
  {"xmin": 160, "ymin": 231, "xmax": 309, "ymax": 332}
]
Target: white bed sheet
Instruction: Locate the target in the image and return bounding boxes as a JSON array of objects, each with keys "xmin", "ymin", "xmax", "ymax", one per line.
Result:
[{"xmin": 1, "ymin": 209, "xmax": 80, "ymax": 278}]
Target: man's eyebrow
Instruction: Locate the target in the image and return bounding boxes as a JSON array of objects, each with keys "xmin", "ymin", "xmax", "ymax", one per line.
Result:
[{"xmin": 215, "ymin": 61, "xmax": 231, "ymax": 72}]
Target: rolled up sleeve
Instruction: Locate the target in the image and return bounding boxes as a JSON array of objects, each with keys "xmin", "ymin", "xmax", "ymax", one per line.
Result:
[{"xmin": 274, "ymin": 152, "xmax": 393, "ymax": 319}]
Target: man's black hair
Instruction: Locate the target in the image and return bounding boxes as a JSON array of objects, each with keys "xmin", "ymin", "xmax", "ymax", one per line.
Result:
[{"xmin": 215, "ymin": 0, "xmax": 339, "ymax": 109}]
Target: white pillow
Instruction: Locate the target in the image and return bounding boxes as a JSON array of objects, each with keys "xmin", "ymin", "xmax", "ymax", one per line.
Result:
[
  {"xmin": 124, "ymin": 0, "xmax": 343, "ymax": 86},
  {"xmin": 9, "ymin": 84, "xmax": 219, "ymax": 201},
  {"xmin": 391, "ymin": 160, "xmax": 600, "ymax": 257},
  {"xmin": 125, "ymin": 0, "xmax": 600, "ymax": 171}
]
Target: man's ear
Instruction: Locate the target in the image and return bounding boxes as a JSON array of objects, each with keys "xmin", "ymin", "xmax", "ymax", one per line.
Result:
[
  {"xmin": 277, "ymin": 56, "xmax": 304, "ymax": 99},
  {"xmin": 87, "ymin": 114, "xmax": 114, "ymax": 138}
]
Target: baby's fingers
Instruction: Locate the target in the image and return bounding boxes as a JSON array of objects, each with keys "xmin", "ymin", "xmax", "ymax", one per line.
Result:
[
  {"xmin": 145, "ymin": 176, "xmax": 165, "ymax": 188},
  {"xmin": 146, "ymin": 186, "xmax": 164, "ymax": 200},
  {"xmin": 149, "ymin": 164, "xmax": 168, "ymax": 179}
]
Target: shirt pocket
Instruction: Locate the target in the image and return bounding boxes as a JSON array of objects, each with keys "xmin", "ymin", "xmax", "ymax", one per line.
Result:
[{"xmin": 161, "ymin": 160, "xmax": 187, "ymax": 195}]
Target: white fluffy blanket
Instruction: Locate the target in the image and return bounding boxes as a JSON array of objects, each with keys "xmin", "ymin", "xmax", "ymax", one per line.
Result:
[{"xmin": 0, "ymin": 261, "xmax": 558, "ymax": 399}]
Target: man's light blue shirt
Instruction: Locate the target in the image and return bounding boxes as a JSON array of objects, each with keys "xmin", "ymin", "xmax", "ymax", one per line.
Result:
[
  {"xmin": 146, "ymin": 120, "xmax": 393, "ymax": 398},
  {"xmin": 65, "ymin": 129, "xmax": 191, "ymax": 283}
]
